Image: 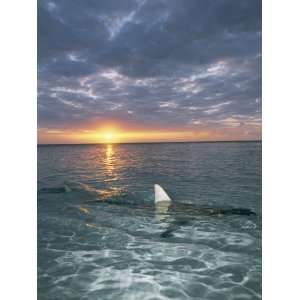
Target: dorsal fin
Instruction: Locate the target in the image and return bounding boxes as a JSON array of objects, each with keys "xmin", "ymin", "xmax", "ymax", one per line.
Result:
[{"xmin": 154, "ymin": 184, "xmax": 172, "ymax": 203}]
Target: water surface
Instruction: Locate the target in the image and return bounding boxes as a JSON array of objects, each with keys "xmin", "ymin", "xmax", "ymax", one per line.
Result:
[{"xmin": 38, "ymin": 142, "xmax": 261, "ymax": 300}]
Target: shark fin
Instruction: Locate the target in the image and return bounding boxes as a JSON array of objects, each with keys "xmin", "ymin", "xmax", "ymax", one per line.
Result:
[{"xmin": 154, "ymin": 184, "xmax": 172, "ymax": 203}]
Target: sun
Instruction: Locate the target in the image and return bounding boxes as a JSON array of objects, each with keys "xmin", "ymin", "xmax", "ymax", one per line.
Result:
[
  {"xmin": 102, "ymin": 131, "xmax": 117, "ymax": 143},
  {"xmin": 104, "ymin": 132, "xmax": 114, "ymax": 140}
]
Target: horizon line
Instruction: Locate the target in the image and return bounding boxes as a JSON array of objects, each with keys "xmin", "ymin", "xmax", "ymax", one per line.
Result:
[{"xmin": 37, "ymin": 139, "xmax": 262, "ymax": 146}]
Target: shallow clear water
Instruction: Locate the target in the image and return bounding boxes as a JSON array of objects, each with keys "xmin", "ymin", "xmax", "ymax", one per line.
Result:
[{"xmin": 38, "ymin": 142, "xmax": 261, "ymax": 300}]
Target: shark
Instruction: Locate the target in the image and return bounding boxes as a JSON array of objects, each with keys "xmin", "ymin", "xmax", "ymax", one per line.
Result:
[
  {"xmin": 38, "ymin": 182, "xmax": 257, "ymax": 238},
  {"xmin": 39, "ymin": 182, "xmax": 256, "ymax": 218}
]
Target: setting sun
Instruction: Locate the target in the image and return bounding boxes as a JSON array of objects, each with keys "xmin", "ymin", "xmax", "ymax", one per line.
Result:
[
  {"xmin": 104, "ymin": 132, "xmax": 114, "ymax": 140},
  {"xmin": 101, "ymin": 130, "xmax": 118, "ymax": 143}
]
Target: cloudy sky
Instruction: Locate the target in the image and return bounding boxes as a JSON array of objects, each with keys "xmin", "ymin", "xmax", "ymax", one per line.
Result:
[{"xmin": 38, "ymin": 0, "xmax": 261, "ymax": 143}]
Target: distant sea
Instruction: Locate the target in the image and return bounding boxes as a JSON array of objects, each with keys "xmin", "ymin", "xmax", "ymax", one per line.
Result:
[{"xmin": 38, "ymin": 141, "xmax": 261, "ymax": 300}]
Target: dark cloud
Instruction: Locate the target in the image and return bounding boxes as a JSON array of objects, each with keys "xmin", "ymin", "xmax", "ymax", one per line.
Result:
[{"xmin": 38, "ymin": 0, "xmax": 261, "ymax": 137}]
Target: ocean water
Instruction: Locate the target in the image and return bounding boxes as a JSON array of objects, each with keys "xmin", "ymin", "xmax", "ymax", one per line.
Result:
[{"xmin": 38, "ymin": 142, "xmax": 261, "ymax": 300}]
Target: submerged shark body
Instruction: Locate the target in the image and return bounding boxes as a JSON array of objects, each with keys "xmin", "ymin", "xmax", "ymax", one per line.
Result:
[
  {"xmin": 39, "ymin": 182, "xmax": 256, "ymax": 238},
  {"xmin": 39, "ymin": 182, "xmax": 256, "ymax": 217}
]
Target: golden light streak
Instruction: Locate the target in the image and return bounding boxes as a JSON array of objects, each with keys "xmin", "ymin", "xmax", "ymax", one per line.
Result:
[
  {"xmin": 38, "ymin": 123, "xmax": 261, "ymax": 144},
  {"xmin": 105, "ymin": 144, "xmax": 114, "ymax": 175},
  {"xmin": 38, "ymin": 129, "xmax": 211, "ymax": 143}
]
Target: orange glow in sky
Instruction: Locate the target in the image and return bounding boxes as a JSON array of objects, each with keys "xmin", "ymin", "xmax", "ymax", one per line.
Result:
[{"xmin": 37, "ymin": 121, "xmax": 261, "ymax": 144}]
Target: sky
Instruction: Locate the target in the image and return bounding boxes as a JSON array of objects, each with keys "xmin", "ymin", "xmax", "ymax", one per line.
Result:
[{"xmin": 38, "ymin": 0, "xmax": 261, "ymax": 144}]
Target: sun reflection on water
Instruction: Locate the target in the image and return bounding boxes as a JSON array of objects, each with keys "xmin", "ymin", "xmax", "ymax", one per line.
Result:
[
  {"xmin": 104, "ymin": 144, "xmax": 115, "ymax": 176},
  {"xmin": 98, "ymin": 143, "xmax": 127, "ymax": 198},
  {"xmin": 106, "ymin": 144, "xmax": 114, "ymax": 161}
]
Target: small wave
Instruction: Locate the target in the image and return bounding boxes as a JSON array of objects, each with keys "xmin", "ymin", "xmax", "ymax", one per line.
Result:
[
  {"xmin": 38, "ymin": 181, "xmax": 129, "ymax": 203},
  {"xmin": 38, "ymin": 186, "xmax": 70, "ymax": 194}
]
